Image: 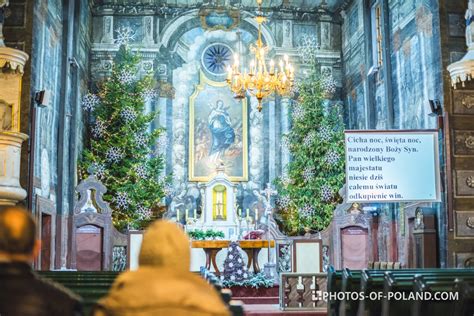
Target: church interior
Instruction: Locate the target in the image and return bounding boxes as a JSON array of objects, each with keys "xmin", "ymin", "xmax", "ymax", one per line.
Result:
[{"xmin": 1, "ymin": 0, "xmax": 474, "ymax": 315}]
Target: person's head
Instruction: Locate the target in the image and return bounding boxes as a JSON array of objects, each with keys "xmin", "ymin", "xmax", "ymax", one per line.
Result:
[
  {"xmin": 216, "ymin": 100, "xmax": 224, "ymax": 109},
  {"xmin": 139, "ymin": 220, "xmax": 190, "ymax": 272},
  {"xmin": 0, "ymin": 205, "xmax": 40, "ymax": 263}
]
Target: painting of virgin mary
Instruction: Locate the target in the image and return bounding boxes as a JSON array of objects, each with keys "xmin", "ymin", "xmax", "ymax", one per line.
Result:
[{"xmin": 189, "ymin": 73, "xmax": 248, "ymax": 181}]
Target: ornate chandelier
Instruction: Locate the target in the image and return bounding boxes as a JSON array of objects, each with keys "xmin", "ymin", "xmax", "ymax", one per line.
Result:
[{"xmin": 226, "ymin": 0, "xmax": 294, "ymax": 112}]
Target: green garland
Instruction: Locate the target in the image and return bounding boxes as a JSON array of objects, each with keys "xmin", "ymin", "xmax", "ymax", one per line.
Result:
[
  {"xmin": 188, "ymin": 229, "xmax": 225, "ymax": 240},
  {"xmin": 79, "ymin": 46, "xmax": 167, "ymax": 231},
  {"xmin": 222, "ymin": 272, "xmax": 274, "ymax": 289},
  {"xmin": 275, "ymin": 66, "xmax": 345, "ymax": 235}
]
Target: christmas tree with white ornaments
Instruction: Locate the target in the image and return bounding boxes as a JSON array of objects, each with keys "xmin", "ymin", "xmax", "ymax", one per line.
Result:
[
  {"xmin": 221, "ymin": 241, "xmax": 250, "ymax": 283},
  {"xmin": 79, "ymin": 45, "xmax": 168, "ymax": 230}
]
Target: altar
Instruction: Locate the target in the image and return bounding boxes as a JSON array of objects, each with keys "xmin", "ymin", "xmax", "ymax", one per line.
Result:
[{"xmin": 191, "ymin": 240, "xmax": 275, "ymax": 274}]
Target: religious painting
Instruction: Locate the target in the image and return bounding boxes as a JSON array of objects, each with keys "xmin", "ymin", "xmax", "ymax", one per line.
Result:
[
  {"xmin": 0, "ymin": 100, "xmax": 13, "ymax": 132},
  {"xmin": 189, "ymin": 72, "xmax": 248, "ymax": 182}
]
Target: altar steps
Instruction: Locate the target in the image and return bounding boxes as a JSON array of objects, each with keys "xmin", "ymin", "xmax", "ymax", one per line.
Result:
[{"xmin": 230, "ymin": 285, "xmax": 279, "ymax": 305}]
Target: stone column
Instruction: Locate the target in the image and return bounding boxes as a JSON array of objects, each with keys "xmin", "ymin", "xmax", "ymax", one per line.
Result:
[
  {"xmin": 0, "ymin": 47, "xmax": 29, "ymax": 205},
  {"xmin": 100, "ymin": 11, "xmax": 114, "ymax": 44},
  {"xmin": 281, "ymin": 20, "xmax": 293, "ymax": 48},
  {"xmin": 280, "ymin": 97, "xmax": 290, "ymax": 175},
  {"xmin": 143, "ymin": 16, "xmax": 155, "ymax": 45},
  {"xmin": 268, "ymin": 99, "xmax": 276, "ymax": 183}
]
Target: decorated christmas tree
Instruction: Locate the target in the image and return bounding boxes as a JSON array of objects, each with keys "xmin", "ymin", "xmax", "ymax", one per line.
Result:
[
  {"xmin": 79, "ymin": 46, "xmax": 167, "ymax": 230},
  {"xmin": 221, "ymin": 242, "xmax": 250, "ymax": 283},
  {"xmin": 275, "ymin": 66, "xmax": 345, "ymax": 235}
]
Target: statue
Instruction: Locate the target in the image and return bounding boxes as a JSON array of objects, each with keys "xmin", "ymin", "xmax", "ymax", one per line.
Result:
[{"xmin": 0, "ymin": 0, "xmax": 8, "ymax": 47}]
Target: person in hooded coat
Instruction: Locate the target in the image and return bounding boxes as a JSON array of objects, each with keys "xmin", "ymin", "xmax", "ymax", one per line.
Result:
[{"xmin": 93, "ymin": 220, "xmax": 230, "ymax": 316}]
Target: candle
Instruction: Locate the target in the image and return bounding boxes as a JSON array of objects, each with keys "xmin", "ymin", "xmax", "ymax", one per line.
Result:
[
  {"xmin": 246, "ymin": 208, "xmax": 250, "ymax": 220},
  {"xmin": 238, "ymin": 209, "xmax": 242, "ymax": 218},
  {"xmin": 255, "ymin": 209, "xmax": 259, "ymax": 221},
  {"xmin": 194, "ymin": 209, "xmax": 197, "ymax": 219},
  {"xmin": 177, "ymin": 209, "xmax": 180, "ymax": 220},
  {"xmin": 185, "ymin": 209, "xmax": 189, "ymax": 220},
  {"xmin": 270, "ymin": 59, "xmax": 275, "ymax": 74}
]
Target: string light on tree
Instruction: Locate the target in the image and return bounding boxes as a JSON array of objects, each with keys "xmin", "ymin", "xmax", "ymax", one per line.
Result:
[
  {"xmin": 79, "ymin": 46, "xmax": 167, "ymax": 230},
  {"xmin": 275, "ymin": 67, "xmax": 345, "ymax": 235}
]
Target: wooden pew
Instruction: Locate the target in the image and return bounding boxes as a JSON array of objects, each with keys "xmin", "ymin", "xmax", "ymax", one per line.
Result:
[
  {"xmin": 453, "ymin": 279, "xmax": 474, "ymax": 316},
  {"xmin": 381, "ymin": 270, "xmax": 474, "ymax": 316},
  {"xmin": 38, "ymin": 271, "xmax": 119, "ymax": 314},
  {"xmin": 327, "ymin": 266, "xmax": 343, "ymax": 316},
  {"xmin": 359, "ymin": 269, "xmax": 471, "ymax": 316},
  {"xmin": 411, "ymin": 275, "xmax": 474, "ymax": 316},
  {"xmin": 340, "ymin": 268, "xmax": 363, "ymax": 316}
]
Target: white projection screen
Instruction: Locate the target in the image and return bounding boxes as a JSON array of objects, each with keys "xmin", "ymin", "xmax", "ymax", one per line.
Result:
[{"xmin": 344, "ymin": 130, "xmax": 441, "ymax": 203}]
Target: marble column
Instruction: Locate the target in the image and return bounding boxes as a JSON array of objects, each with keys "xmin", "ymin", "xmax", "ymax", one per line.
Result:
[
  {"xmin": 280, "ymin": 97, "xmax": 290, "ymax": 175},
  {"xmin": 100, "ymin": 11, "xmax": 114, "ymax": 44},
  {"xmin": 0, "ymin": 47, "xmax": 29, "ymax": 205},
  {"xmin": 143, "ymin": 16, "xmax": 155, "ymax": 45},
  {"xmin": 268, "ymin": 99, "xmax": 276, "ymax": 183},
  {"xmin": 281, "ymin": 20, "xmax": 293, "ymax": 48}
]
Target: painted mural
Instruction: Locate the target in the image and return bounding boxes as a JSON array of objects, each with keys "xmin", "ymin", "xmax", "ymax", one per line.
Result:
[{"xmin": 189, "ymin": 73, "xmax": 248, "ymax": 181}]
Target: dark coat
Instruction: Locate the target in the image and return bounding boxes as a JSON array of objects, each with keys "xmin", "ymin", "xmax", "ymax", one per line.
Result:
[{"xmin": 0, "ymin": 262, "xmax": 83, "ymax": 316}]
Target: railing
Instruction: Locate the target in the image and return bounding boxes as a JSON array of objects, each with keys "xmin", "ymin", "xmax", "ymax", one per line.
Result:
[{"xmin": 279, "ymin": 272, "xmax": 328, "ymax": 311}]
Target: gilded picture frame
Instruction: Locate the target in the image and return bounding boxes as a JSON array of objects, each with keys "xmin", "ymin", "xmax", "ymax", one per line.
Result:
[{"xmin": 189, "ymin": 71, "xmax": 248, "ymax": 182}]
